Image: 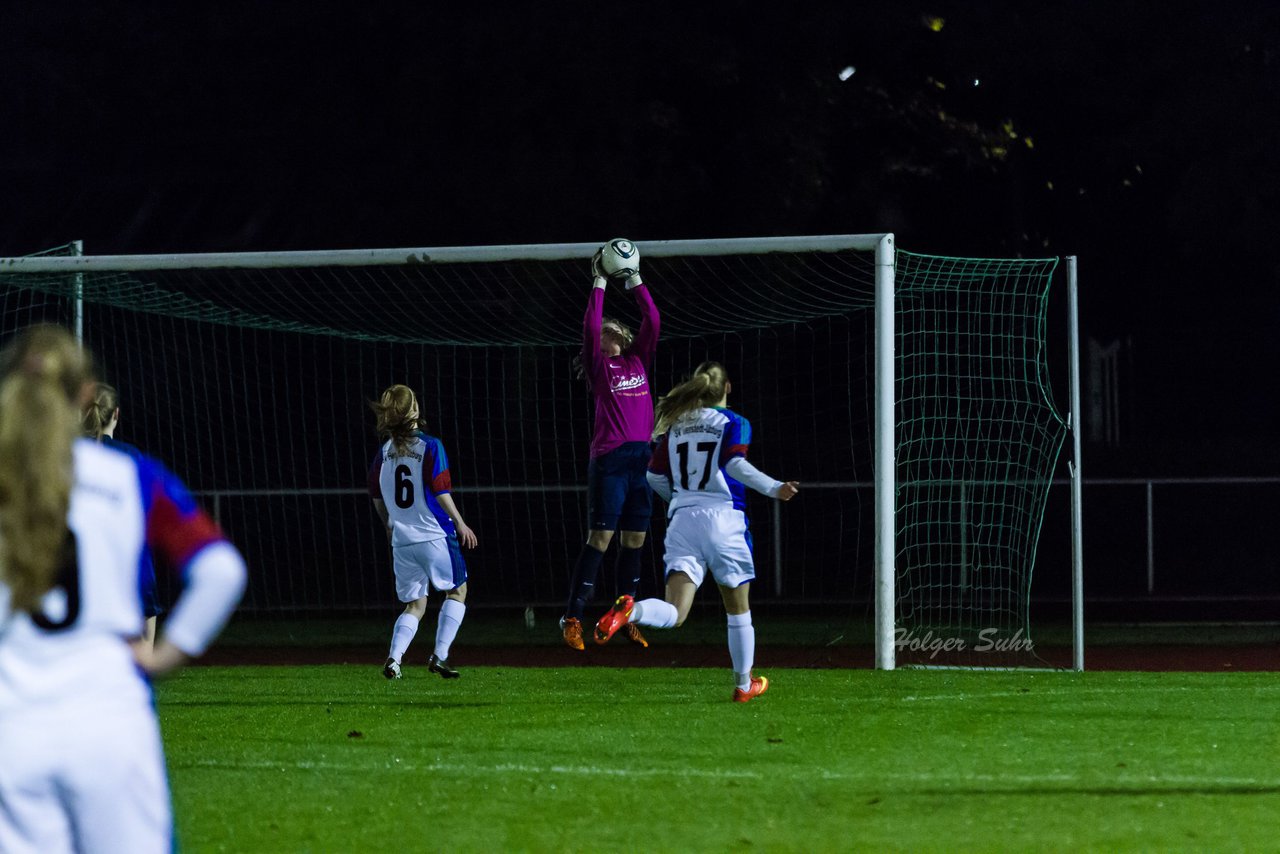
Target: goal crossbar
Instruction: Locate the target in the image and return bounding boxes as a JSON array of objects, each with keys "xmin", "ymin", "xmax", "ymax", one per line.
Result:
[{"xmin": 0, "ymin": 234, "xmax": 893, "ymax": 272}]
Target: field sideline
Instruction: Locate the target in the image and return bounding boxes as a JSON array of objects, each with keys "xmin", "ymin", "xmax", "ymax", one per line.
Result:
[
  {"xmin": 158, "ymin": 665, "xmax": 1279, "ymax": 851},
  {"xmin": 204, "ymin": 611, "xmax": 1280, "ymax": 672}
]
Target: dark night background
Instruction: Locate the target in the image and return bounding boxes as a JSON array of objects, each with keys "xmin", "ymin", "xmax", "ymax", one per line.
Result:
[
  {"xmin": 5, "ymin": 2, "xmax": 1278, "ymax": 476},
  {"xmin": 3, "ymin": 3, "xmax": 1278, "ymax": 474}
]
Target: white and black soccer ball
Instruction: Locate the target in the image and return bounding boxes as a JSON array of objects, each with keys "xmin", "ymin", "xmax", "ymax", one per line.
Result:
[{"xmin": 599, "ymin": 238, "xmax": 640, "ymax": 278}]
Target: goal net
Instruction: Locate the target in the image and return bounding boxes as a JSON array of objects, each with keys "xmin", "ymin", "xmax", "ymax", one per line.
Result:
[
  {"xmin": 0, "ymin": 237, "xmax": 1073, "ymax": 668},
  {"xmin": 893, "ymin": 251, "xmax": 1067, "ymax": 667}
]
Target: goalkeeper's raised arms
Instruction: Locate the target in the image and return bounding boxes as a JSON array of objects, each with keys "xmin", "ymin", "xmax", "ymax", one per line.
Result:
[{"xmin": 591, "ymin": 249, "xmax": 607, "ymax": 290}]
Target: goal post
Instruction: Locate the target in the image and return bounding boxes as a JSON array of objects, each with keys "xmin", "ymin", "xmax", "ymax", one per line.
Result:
[
  {"xmin": 1067, "ymin": 256, "xmax": 1085, "ymax": 672},
  {"xmin": 0, "ymin": 235, "xmax": 1081, "ymax": 669}
]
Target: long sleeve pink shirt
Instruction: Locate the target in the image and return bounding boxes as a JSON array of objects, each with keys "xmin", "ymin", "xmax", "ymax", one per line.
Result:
[{"xmin": 582, "ymin": 285, "xmax": 660, "ymax": 458}]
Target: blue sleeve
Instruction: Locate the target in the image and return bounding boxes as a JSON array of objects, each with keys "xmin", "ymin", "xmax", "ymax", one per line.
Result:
[
  {"xmin": 721, "ymin": 411, "xmax": 751, "ymax": 463},
  {"xmin": 136, "ymin": 454, "xmax": 225, "ymax": 575},
  {"xmin": 425, "ymin": 437, "xmax": 452, "ymax": 495}
]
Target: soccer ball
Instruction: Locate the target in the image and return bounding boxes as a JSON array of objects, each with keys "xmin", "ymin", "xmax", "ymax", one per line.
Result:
[{"xmin": 599, "ymin": 238, "xmax": 640, "ymax": 278}]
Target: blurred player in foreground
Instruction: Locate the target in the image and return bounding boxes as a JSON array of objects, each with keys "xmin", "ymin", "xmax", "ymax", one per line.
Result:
[
  {"xmin": 561, "ymin": 239, "xmax": 660, "ymax": 651},
  {"xmin": 83, "ymin": 381, "xmax": 162, "ymax": 648},
  {"xmin": 0, "ymin": 324, "xmax": 247, "ymax": 852},
  {"xmin": 594, "ymin": 362, "xmax": 798, "ymax": 702},
  {"xmin": 368, "ymin": 384, "xmax": 477, "ymax": 680}
]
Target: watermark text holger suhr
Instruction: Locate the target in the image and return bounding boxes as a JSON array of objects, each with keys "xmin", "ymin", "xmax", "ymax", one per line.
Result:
[{"xmin": 894, "ymin": 628, "xmax": 1034, "ymax": 660}]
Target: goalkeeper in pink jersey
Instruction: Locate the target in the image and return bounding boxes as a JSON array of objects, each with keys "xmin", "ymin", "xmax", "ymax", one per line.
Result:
[{"xmin": 559, "ymin": 242, "xmax": 660, "ymax": 651}]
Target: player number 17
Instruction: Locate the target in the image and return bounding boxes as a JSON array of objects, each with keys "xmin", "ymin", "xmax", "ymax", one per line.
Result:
[{"xmin": 675, "ymin": 441, "xmax": 718, "ymax": 490}]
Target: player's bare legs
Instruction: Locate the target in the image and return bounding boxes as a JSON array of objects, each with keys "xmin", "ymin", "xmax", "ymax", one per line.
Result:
[
  {"xmin": 718, "ymin": 581, "xmax": 750, "ymax": 616},
  {"xmin": 615, "ymin": 571, "xmax": 696, "ymax": 629},
  {"xmin": 586, "ymin": 529, "xmax": 614, "ymax": 551},
  {"xmin": 666, "ymin": 573, "xmax": 698, "ymax": 625},
  {"xmin": 618, "ymin": 530, "xmax": 645, "ymax": 549},
  {"xmin": 595, "ymin": 570, "xmax": 694, "ymax": 643},
  {"xmin": 402, "ymin": 596, "xmax": 429, "ymax": 620}
]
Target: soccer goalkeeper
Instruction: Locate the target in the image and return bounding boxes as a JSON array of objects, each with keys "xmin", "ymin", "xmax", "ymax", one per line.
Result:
[{"xmin": 559, "ymin": 241, "xmax": 660, "ymax": 651}]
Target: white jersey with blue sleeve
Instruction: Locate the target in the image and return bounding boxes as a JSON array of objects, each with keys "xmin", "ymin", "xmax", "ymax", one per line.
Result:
[
  {"xmin": 0, "ymin": 439, "xmax": 245, "ymax": 854},
  {"xmin": 0, "ymin": 439, "xmax": 239, "ymax": 712},
  {"xmin": 368, "ymin": 432, "xmax": 458, "ymax": 547},
  {"xmin": 648, "ymin": 407, "xmax": 780, "ymax": 515}
]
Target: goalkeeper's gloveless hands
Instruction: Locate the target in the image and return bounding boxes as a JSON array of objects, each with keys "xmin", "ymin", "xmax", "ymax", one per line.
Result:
[{"xmin": 591, "ymin": 250, "xmax": 607, "ymax": 290}]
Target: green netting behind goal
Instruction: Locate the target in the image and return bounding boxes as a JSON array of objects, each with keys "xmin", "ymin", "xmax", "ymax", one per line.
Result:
[{"xmin": 894, "ymin": 251, "xmax": 1065, "ymax": 667}]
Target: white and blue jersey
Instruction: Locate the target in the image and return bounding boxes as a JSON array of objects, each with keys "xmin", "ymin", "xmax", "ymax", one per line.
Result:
[
  {"xmin": 0, "ymin": 438, "xmax": 243, "ymax": 854},
  {"xmin": 367, "ymin": 432, "xmax": 457, "ymax": 547},
  {"xmin": 100, "ymin": 436, "xmax": 161, "ymax": 618},
  {"xmin": 0, "ymin": 439, "xmax": 228, "ymax": 712},
  {"xmin": 649, "ymin": 407, "xmax": 753, "ymax": 515}
]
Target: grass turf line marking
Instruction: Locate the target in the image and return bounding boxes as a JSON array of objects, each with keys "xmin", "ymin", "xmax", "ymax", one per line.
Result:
[
  {"xmin": 897, "ymin": 682, "xmax": 1280, "ymax": 703},
  {"xmin": 184, "ymin": 758, "xmax": 763, "ymax": 780},
  {"xmin": 179, "ymin": 758, "xmax": 1280, "ymax": 791}
]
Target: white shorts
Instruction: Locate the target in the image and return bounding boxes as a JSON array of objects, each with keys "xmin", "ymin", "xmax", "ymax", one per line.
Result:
[
  {"xmin": 0, "ymin": 698, "xmax": 171, "ymax": 854},
  {"xmin": 393, "ymin": 535, "xmax": 467, "ymax": 602},
  {"xmin": 663, "ymin": 506, "xmax": 756, "ymax": 590}
]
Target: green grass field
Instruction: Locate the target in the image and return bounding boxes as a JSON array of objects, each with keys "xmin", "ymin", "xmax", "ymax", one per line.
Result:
[{"xmin": 158, "ymin": 666, "xmax": 1280, "ymax": 852}]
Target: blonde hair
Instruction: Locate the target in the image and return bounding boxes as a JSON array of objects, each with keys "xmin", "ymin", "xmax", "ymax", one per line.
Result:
[
  {"xmin": 370, "ymin": 384, "xmax": 420, "ymax": 455},
  {"xmin": 653, "ymin": 361, "xmax": 729, "ymax": 437},
  {"xmin": 82, "ymin": 381, "xmax": 120, "ymax": 440},
  {"xmin": 0, "ymin": 325, "xmax": 93, "ymax": 612}
]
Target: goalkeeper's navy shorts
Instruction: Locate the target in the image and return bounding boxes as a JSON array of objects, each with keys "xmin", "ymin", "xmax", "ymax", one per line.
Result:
[{"xmin": 587, "ymin": 442, "xmax": 653, "ymax": 532}]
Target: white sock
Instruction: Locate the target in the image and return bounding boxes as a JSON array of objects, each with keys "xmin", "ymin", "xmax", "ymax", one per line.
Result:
[
  {"xmin": 389, "ymin": 613, "xmax": 419, "ymax": 663},
  {"xmin": 434, "ymin": 598, "xmax": 466, "ymax": 660},
  {"xmin": 631, "ymin": 598, "xmax": 678, "ymax": 629},
  {"xmin": 726, "ymin": 611, "xmax": 754, "ymax": 690}
]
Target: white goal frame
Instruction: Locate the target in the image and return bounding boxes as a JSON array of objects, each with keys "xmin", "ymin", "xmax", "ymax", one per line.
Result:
[{"xmin": 1, "ymin": 234, "xmax": 1083, "ymax": 670}]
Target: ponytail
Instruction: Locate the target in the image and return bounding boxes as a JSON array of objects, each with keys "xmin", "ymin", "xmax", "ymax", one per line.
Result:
[
  {"xmin": 0, "ymin": 325, "xmax": 92, "ymax": 611},
  {"xmin": 82, "ymin": 382, "xmax": 120, "ymax": 440},
  {"xmin": 370, "ymin": 384, "xmax": 420, "ymax": 456},
  {"xmin": 653, "ymin": 361, "xmax": 729, "ymax": 437}
]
